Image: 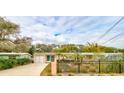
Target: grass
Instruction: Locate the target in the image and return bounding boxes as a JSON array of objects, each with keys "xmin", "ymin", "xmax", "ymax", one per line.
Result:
[
  {"xmin": 57, "ymin": 62, "xmax": 124, "ymax": 76},
  {"xmin": 56, "ymin": 73, "xmax": 124, "ymax": 76},
  {"xmin": 40, "ymin": 63, "xmax": 51, "ymax": 76}
]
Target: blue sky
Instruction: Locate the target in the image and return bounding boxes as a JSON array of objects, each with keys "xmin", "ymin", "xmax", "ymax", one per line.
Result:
[{"xmin": 6, "ymin": 16, "xmax": 124, "ymax": 48}]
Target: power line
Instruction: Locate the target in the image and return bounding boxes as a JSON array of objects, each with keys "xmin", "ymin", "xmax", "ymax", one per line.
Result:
[
  {"xmin": 97, "ymin": 16, "xmax": 124, "ymax": 42},
  {"xmin": 102, "ymin": 32, "xmax": 124, "ymax": 44}
]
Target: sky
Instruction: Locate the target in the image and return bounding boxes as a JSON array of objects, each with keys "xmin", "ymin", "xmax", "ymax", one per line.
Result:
[{"xmin": 6, "ymin": 16, "xmax": 124, "ymax": 48}]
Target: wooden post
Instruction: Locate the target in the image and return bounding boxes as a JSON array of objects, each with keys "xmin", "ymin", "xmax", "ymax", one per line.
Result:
[{"xmin": 51, "ymin": 56, "xmax": 57, "ymax": 76}]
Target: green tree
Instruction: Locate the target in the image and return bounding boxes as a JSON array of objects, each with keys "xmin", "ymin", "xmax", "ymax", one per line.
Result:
[
  {"xmin": 82, "ymin": 43, "xmax": 100, "ymax": 52},
  {"xmin": 0, "ymin": 17, "xmax": 19, "ymax": 40},
  {"xmin": 36, "ymin": 44, "xmax": 53, "ymax": 52},
  {"xmin": 82, "ymin": 42, "xmax": 118, "ymax": 53},
  {"xmin": 0, "ymin": 40, "xmax": 15, "ymax": 52},
  {"xmin": 0, "ymin": 17, "xmax": 19, "ymax": 52},
  {"xmin": 28, "ymin": 45, "xmax": 36, "ymax": 56},
  {"xmin": 14, "ymin": 37, "xmax": 32, "ymax": 52},
  {"xmin": 53, "ymin": 44, "xmax": 80, "ymax": 53}
]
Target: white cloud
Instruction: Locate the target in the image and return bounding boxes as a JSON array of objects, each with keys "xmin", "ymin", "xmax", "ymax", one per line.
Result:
[{"xmin": 6, "ymin": 16, "xmax": 124, "ymax": 48}]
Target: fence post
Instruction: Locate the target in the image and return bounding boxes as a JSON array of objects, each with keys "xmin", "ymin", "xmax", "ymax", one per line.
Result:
[
  {"xmin": 77, "ymin": 63, "xmax": 80, "ymax": 73},
  {"xmin": 119, "ymin": 62, "xmax": 121, "ymax": 73},
  {"xmin": 99, "ymin": 60, "xmax": 101, "ymax": 73},
  {"xmin": 57, "ymin": 60, "xmax": 59, "ymax": 73}
]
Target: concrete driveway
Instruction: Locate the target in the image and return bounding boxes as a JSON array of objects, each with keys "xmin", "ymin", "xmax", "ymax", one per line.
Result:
[{"xmin": 0, "ymin": 63, "xmax": 48, "ymax": 76}]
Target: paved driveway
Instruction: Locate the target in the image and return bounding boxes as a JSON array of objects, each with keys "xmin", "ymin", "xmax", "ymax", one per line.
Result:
[{"xmin": 0, "ymin": 63, "xmax": 48, "ymax": 76}]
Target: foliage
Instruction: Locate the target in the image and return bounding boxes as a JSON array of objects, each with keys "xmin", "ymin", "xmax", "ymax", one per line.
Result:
[
  {"xmin": 28, "ymin": 45, "xmax": 36, "ymax": 56},
  {"xmin": 82, "ymin": 43, "xmax": 100, "ymax": 52},
  {"xmin": 122, "ymin": 52, "xmax": 124, "ymax": 61},
  {"xmin": 0, "ymin": 40, "xmax": 15, "ymax": 52},
  {"xmin": 14, "ymin": 37, "xmax": 32, "ymax": 52},
  {"xmin": 0, "ymin": 58, "xmax": 31, "ymax": 70},
  {"xmin": 82, "ymin": 43, "xmax": 118, "ymax": 53},
  {"xmin": 0, "ymin": 17, "xmax": 32, "ymax": 52},
  {"xmin": 36, "ymin": 44, "xmax": 53, "ymax": 52},
  {"xmin": 52, "ymin": 43, "xmax": 119, "ymax": 53},
  {"xmin": 0, "ymin": 17, "xmax": 19, "ymax": 40},
  {"xmin": 105, "ymin": 62, "xmax": 123, "ymax": 73},
  {"xmin": 71, "ymin": 53, "xmax": 83, "ymax": 61},
  {"xmin": 52, "ymin": 44, "xmax": 80, "ymax": 53}
]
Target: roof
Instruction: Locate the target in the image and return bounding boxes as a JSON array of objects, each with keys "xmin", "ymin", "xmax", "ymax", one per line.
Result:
[{"xmin": 0, "ymin": 52, "xmax": 31, "ymax": 56}]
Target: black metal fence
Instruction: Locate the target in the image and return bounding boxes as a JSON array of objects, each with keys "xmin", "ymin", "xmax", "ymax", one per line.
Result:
[{"xmin": 57, "ymin": 60, "xmax": 124, "ymax": 74}]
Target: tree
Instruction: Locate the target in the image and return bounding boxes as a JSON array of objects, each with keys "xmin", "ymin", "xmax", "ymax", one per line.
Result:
[
  {"xmin": 35, "ymin": 44, "xmax": 53, "ymax": 52},
  {"xmin": 53, "ymin": 44, "xmax": 80, "ymax": 53},
  {"xmin": 0, "ymin": 40, "xmax": 15, "ymax": 52},
  {"xmin": 0, "ymin": 17, "xmax": 19, "ymax": 40},
  {"xmin": 0, "ymin": 17, "xmax": 19, "ymax": 52},
  {"xmin": 28, "ymin": 45, "xmax": 36, "ymax": 57},
  {"xmin": 81, "ymin": 43, "xmax": 100, "ymax": 52},
  {"xmin": 82, "ymin": 42, "xmax": 118, "ymax": 53},
  {"xmin": 14, "ymin": 37, "xmax": 32, "ymax": 52}
]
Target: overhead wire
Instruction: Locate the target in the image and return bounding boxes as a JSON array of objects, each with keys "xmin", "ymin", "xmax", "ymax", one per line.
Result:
[
  {"xmin": 102, "ymin": 32, "xmax": 124, "ymax": 44},
  {"xmin": 97, "ymin": 16, "xmax": 124, "ymax": 43}
]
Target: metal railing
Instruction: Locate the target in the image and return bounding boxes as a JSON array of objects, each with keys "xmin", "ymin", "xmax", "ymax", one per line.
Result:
[{"xmin": 57, "ymin": 60, "xmax": 124, "ymax": 74}]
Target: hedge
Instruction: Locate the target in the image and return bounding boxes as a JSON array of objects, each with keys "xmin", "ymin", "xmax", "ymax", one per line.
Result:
[{"xmin": 0, "ymin": 58, "xmax": 31, "ymax": 70}]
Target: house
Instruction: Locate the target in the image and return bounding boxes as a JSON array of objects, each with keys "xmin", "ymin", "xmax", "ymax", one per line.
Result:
[{"xmin": 0, "ymin": 52, "xmax": 31, "ymax": 59}]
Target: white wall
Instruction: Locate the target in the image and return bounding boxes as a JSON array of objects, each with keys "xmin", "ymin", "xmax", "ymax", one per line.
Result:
[{"xmin": 33, "ymin": 55, "xmax": 46, "ymax": 64}]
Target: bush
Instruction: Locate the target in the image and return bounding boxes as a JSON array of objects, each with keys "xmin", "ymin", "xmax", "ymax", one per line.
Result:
[
  {"xmin": 0, "ymin": 58, "xmax": 31, "ymax": 70},
  {"xmin": 16, "ymin": 58, "xmax": 30, "ymax": 65},
  {"xmin": 106, "ymin": 62, "xmax": 119, "ymax": 73},
  {"xmin": 0, "ymin": 59, "xmax": 14, "ymax": 69}
]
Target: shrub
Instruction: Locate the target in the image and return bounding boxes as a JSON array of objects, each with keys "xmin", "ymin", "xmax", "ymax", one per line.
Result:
[
  {"xmin": 106, "ymin": 62, "xmax": 119, "ymax": 73},
  {"xmin": 0, "ymin": 58, "xmax": 31, "ymax": 70},
  {"xmin": 0, "ymin": 59, "xmax": 14, "ymax": 69},
  {"xmin": 16, "ymin": 58, "xmax": 30, "ymax": 65}
]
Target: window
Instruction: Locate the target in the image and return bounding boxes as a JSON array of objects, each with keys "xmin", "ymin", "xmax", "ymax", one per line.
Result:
[{"xmin": 46, "ymin": 55, "xmax": 55, "ymax": 62}]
